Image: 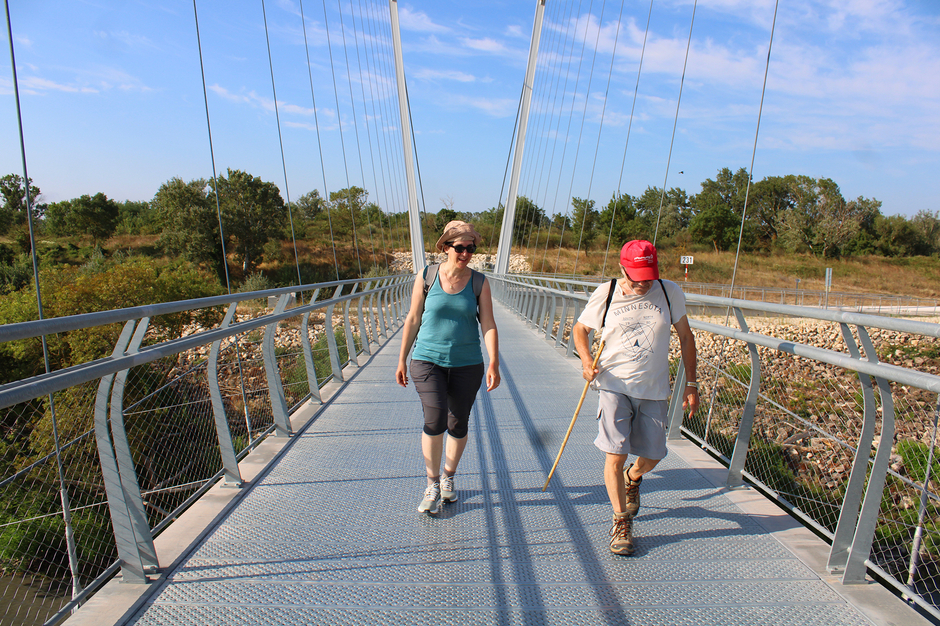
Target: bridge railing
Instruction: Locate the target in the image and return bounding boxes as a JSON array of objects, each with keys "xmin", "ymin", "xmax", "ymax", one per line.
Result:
[
  {"xmin": 515, "ymin": 273, "xmax": 939, "ymax": 315},
  {"xmin": 488, "ymin": 273, "xmax": 940, "ymax": 621},
  {"xmin": 0, "ymin": 274, "xmax": 412, "ymax": 626}
]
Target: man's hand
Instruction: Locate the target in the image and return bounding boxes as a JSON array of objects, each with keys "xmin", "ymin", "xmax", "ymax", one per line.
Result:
[
  {"xmin": 581, "ymin": 359, "xmax": 598, "ymax": 382},
  {"xmin": 683, "ymin": 386, "xmax": 699, "ymax": 416}
]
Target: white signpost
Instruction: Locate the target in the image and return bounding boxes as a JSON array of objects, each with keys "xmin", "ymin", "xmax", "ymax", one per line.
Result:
[{"xmin": 680, "ymin": 255, "xmax": 693, "ymax": 281}]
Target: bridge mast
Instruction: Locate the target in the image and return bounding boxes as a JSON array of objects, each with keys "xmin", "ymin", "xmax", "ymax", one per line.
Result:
[
  {"xmin": 495, "ymin": 0, "xmax": 545, "ymax": 275},
  {"xmin": 389, "ymin": 0, "xmax": 426, "ymax": 274}
]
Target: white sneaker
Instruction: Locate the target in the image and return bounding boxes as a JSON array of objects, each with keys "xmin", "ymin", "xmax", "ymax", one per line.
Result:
[
  {"xmin": 418, "ymin": 482, "xmax": 441, "ymax": 514},
  {"xmin": 440, "ymin": 474, "xmax": 458, "ymax": 503}
]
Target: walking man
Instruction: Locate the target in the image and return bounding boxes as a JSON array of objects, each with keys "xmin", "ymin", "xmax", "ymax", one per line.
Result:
[{"xmin": 572, "ymin": 240, "xmax": 699, "ymax": 555}]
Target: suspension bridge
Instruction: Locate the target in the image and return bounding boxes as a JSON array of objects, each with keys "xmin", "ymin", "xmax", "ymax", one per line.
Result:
[{"xmin": 2, "ymin": 2, "xmax": 940, "ymax": 626}]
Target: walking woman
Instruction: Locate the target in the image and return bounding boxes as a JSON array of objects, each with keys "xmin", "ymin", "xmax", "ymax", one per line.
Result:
[{"xmin": 396, "ymin": 221, "xmax": 500, "ymax": 514}]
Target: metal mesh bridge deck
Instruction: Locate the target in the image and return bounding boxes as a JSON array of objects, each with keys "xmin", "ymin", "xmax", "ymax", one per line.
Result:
[{"xmin": 117, "ymin": 302, "xmax": 917, "ymax": 626}]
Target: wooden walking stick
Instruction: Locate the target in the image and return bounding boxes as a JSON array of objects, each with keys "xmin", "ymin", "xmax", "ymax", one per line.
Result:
[{"xmin": 542, "ymin": 340, "xmax": 605, "ymax": 491}]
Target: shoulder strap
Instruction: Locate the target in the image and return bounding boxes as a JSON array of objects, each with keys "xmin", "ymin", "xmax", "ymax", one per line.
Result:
[
  {"xmin": 658, "ymin": 279, "xmax": 672, "ymax": 324},
  {"xmin": 471, "ymin": 269, "xmax": 484, "ymax": 298},
  {"xmin": 422, "ymin": 264, "xmax": 439, "ymax": 298},
  {"xmin": 601, "ymin": 278, "xmax": 617, "ymax": 330}
]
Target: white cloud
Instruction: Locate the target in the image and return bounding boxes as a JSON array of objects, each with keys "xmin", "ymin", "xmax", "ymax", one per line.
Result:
[
  {"xmin": 413, "ymin": 68, "xmax": 476, "ymax": 83},
  {"xmin": 446, "ymin": 94, "xmax": 518, "ymax": 118},
  {"xmin": 398, "ymin": 6, "xmax": 449, "ymax": 34},
  {"xmin": 208, "ymin": 84, "xmax": 317, "ymax": 116},
  {"xmin": 460, "ymin": 37, "xmax": 511, "ymax": 55}
]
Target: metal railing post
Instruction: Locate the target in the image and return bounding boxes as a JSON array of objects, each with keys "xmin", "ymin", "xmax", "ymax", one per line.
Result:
[
  {"xmin": 843, "ymin": 326, "xmax": 897, "ymax": 583},
  {"xmin": 828, "ymin": 323, "xmax": 878, "ymax": 572},
  {"xmin": 666, "ymin": 358, "xmax": 687, "ymax": 441},
  {"xmin": 93, "ymin": 321, "xmax": 151, "ymax": 584},
  {"xmin": 325, "ymin": 285, "xmax": 345, "ymax": 383},
  {"xmin": 208, "ymin": 303, "xmax": 244, "ymax": 485},
  {"xmin": 343, "ymin": 283, "xmax": 359, "ymax": 367},
  {"xmin": 262, "ymin": 294, "xmax": 293, "ymax": 437},
  {"xmin": 300, "ymin": 288, "xmax": 323, "ymax": 405},
  {"xmin": 109, "ymin": 319, "xmax": 159, "ymax": 574},
  {"xmin": 358, "ymin": 287, "xmax": 371, "ymax": 356},
  {"xmin": 727, "ymin": 308, "xmax": 763, "ymax": 488}
]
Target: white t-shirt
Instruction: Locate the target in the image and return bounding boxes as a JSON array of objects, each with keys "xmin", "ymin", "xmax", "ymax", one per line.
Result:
[{"xmin": 577, "ymin": 279, "xmax": 687, "ymax": 400}]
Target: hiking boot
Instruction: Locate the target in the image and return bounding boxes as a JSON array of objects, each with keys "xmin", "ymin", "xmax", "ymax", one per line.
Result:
[
  {"xmin": 623, "ymin": 465, "xmax": 643, "ymax": 517},
  {"xmin": 609, "ymin": 512, "xmax": 635, "ymax": 555},
  {"xmin": 418, "ymin": 482, "xmax": 442, "ymax": 514},
  {"xmin": 440, "ymin": 474, "xmax": 458, "ymax": 503}
]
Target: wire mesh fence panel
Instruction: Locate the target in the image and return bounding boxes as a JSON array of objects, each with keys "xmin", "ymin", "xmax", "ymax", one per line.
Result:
[
  {"xmin": 0, "ymin": 380, "xmax": 113, "ymax": 626},
  {"xmin": 122, "ymin": 353, "xmax": 221, "ymax": 526},
  {"xmin": 870, "ymin": 383, "xmax": 940, "ymax": 608}
]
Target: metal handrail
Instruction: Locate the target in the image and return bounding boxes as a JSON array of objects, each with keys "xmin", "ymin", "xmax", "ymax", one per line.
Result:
[
  {"xmin": 0, "ymin": 273, "xmax": 414, "ymax": 625},
  {"xmin": 486, "ymin": 272, "xmax": 940, "ymax": 622}
]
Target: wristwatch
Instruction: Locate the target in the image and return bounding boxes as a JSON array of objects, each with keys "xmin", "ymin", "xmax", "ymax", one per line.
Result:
[{"xmin": 685, "ymin": 381, "xmax": 698, "ymax": 389}]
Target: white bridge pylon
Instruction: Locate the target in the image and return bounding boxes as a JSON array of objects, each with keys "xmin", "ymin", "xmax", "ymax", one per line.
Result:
[{"xmin": 393, "ymin": 0, "xmax": 545, "ymax": 274}]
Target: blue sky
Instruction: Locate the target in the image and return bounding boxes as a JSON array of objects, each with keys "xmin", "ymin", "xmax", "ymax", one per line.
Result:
[{"xmin": 2, "ymin": 0, "xmax": 939, "ymax": 223}]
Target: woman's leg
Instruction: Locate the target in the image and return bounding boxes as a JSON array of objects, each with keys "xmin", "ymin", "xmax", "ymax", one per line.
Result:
[
  {"xmin": 443, "ymin": 434, "xmax": 468, "ymax": 476},
  {"xmin": 444, "ymin": 363, "xmax": 485, "ymax": 476},
  {"xmin": 422, "ymin": 432, "xmax": 445, "ymax": 484}
]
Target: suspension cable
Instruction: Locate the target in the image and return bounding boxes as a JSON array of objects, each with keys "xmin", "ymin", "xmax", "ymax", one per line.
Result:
[
  {"xmin": 551, "ymin": 0, "xmax": 595, "ymax": 278},
  {"xmin": 336, "ymin": 0, "xmax": 364, "ymax": 276},
  {"xmin": 371, "ymin": 4, "xmax": 408, "ymax": 259},
  {"xmin": 299, "ymin": 0, "xmax": 339, "ymax": 279},
  {"xmin": 4, "ymin": 0, "xmax": 83, "ymax": 600},
  {"xmin": 536, "ymin": 0, "xmax": 580, "ymax": 272},
  {"xmin": 520, "ymin": 0, "xmax": 567, "ymax": 256},
  {"xmin": 405, "ymin": 79, "xmax": 431, "ymax": 256},
  {"xmin": 575, "ymin": 0, "xmax": 627, "ymax": 276},
  {"xmin": 489, "ymin": 83, "xmax": 523, "ymax": 255},
  {"xmin": 321, "ymin": 0, "xmax": 351, "ymax": 280},
  {"xmin": 540, "ymin": 0, "xmax": 586, "ymax": 274},
  {"xmin": 193, "ymin": 0, "xmax": 253, "ymax": 446},
  {"xmin": 603, "ymin": 0, "xmax": 653, "ymax": 276},
  {"xmin": 652, "ymin": 0, "xmax": 697, "ymax": 245},
  {"xmin": 703, "ymin": 0, "xmax": 780, "ymax": 445},
  {"xmin": 260, "ymin": 0, "xmax": 303, "ymax": 288},
  {"xmin": 569, "ymin": 0, "xmax": 610, "ymax": 276},
  {"xmin": 360, "ymin": 0, "xmax": 395, "ymax": 269},
  {"xmin": 349, "ymin": 0, "xmax": 382, "ymax": 270}
]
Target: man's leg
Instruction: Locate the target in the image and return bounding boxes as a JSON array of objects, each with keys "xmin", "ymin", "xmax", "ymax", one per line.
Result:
[
  {"xmin": 627, "ymin": 456, "xmax": 659, "ymax": 481},
  {"xmin": 604, "ymin": 453, "xmax": 629, "ymax": 514},
  {"xmin": 605, "ymin": 452, "xmax": 636, "ymax": 555}
]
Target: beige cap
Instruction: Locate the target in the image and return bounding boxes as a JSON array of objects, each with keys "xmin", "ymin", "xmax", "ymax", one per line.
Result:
[{"xmin": 435, "ymin": 220, "xmax": 482, "ymax": 251}]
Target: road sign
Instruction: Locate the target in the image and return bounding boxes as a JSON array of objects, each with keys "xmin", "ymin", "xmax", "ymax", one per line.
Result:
[{"xmin": 680, "ymin": 255, "xmax": 694, "ymax": 265}]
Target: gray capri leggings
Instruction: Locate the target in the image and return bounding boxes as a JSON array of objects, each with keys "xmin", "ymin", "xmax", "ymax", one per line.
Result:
[{"xmin": 410, "ymin": 359, "xmax": 485, "ymax": 438}]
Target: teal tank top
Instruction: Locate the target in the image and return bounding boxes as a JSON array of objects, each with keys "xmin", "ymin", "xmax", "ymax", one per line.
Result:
[{"xmin": 411, "ymin": 274, "xmax": 483, "ymax": 368}]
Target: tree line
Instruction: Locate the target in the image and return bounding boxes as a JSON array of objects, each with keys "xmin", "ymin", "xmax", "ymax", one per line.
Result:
[
  {"xmin": 2, "ymin": 166, "xmax": 939, "ymax": 295},
  {"xmin": 494, "ymin": 167, "xmax": 940, "ymax": 260}
]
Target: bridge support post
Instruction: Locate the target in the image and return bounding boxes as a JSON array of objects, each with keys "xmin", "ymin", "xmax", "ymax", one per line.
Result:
[
  {"xmin": 495, "ymin": 0, "xmax": 545, "ymax": 274},
  {"xmin": 389, "ymin": 0, "xmax": 425, "ymax": 275}
]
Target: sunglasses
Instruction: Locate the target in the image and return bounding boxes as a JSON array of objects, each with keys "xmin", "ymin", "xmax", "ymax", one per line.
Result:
[{"xmin": 449, "ymin": 243, "xmax": 477, "ymax": 254}]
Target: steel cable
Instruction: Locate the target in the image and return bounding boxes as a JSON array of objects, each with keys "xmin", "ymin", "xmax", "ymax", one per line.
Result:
[
  {"xmin": 652, "ymin": 0, "xmax": 697, "ymax": 246},
  {"xmin": 260, "ymin": 0, "xmax": 304, "ymax": 288},
  {"xmin": 603, "ymin": 0, "xmax": 653, "ymax": 277},
  {"xmin": 336, "ymin": 0, "xmax": 365, "ymax": 276}
]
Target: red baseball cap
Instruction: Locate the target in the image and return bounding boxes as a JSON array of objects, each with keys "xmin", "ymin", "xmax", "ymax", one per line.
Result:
[{"xmin": 620, "ymin": 240, "xmax": 659, "ymax": 281}]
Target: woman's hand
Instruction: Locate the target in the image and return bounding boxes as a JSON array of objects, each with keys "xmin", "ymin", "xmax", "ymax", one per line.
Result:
[
  {"xmin": 485, "ymin": 362, "xmax": 500, "ymax": 391},
  {"xmin": 395, "ymin": 362, "xmax": 409, "ymax": 388}
]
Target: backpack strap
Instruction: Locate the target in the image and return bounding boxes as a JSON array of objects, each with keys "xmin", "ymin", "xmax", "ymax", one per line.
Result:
[
  {"xmin": 601, "ymin": 278, "xmax": 617, "ymax": 330},
  {"xmin": 422, "ymin": 264, "xmax": 439, "ymax": 298},
  {"xmin": 657, "ymin": 279, "xmax": 673, "ymax": 324}
]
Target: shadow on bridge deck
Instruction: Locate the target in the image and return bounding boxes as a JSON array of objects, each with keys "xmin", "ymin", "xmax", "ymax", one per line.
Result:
[{"xmin": 67, "ymin": 303, "xmax": 926, "ymax": 626}]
